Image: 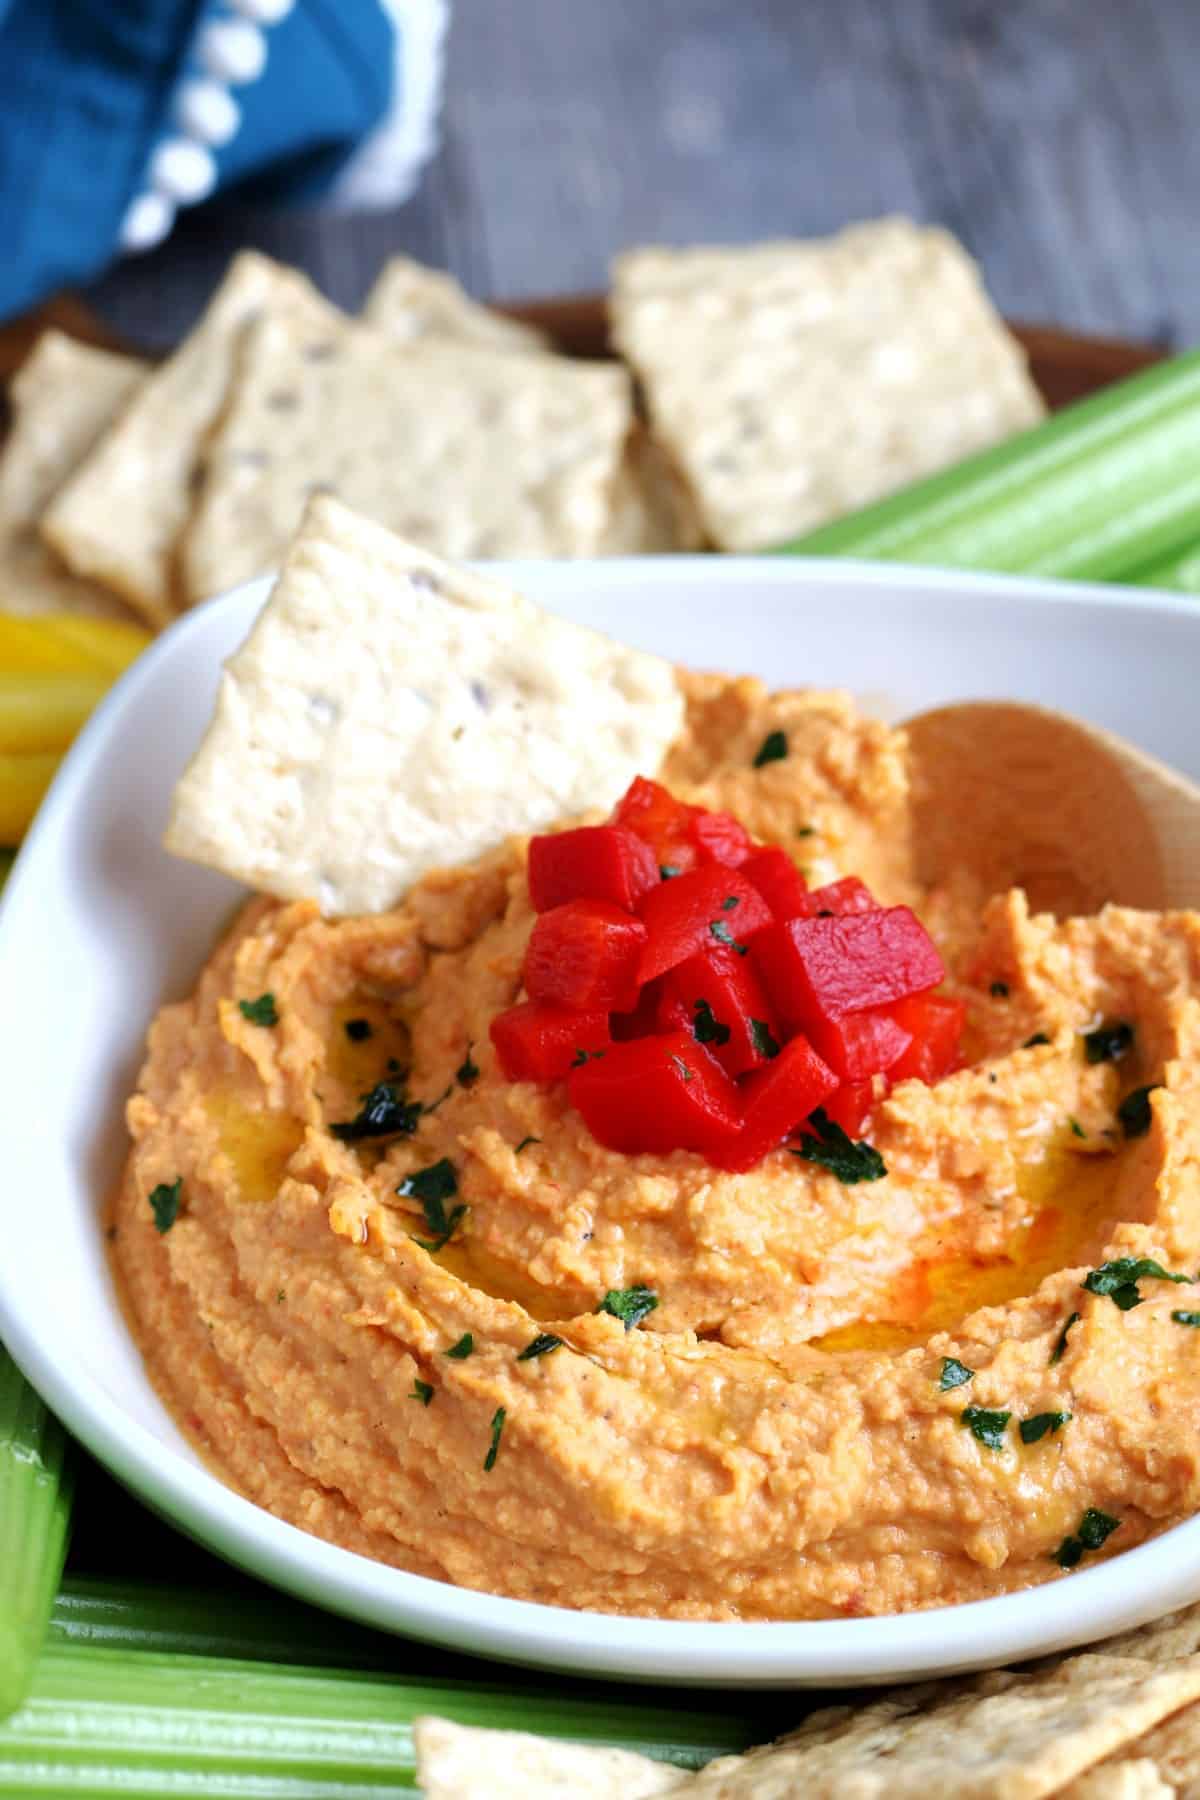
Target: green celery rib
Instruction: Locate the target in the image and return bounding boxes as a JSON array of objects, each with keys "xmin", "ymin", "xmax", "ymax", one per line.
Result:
[
  {"xmin": 774, "ymin": 349, "xmax": 1200, "ymax": 579},
  {"xmin": 0, "ymin": 1642, "xmax": 775, "ymax": 1794},
  {"xmin": 1132, "ymin": 538, "xmax": 1200, "ymax": 592},
  {"xmin": 0, "ymin": 1350, "xmax": 74, "ymax": 1719}
]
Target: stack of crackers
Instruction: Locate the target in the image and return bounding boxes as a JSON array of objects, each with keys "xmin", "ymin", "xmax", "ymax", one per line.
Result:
[{"xmin": 0, "ymin": 220, "xmax": 1044, "ymax": 634}]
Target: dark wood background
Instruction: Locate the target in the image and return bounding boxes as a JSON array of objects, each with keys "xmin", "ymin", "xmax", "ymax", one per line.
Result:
[{"xmin": 83, "ymin": 0, "xmax": 1198, "ymax": 354}]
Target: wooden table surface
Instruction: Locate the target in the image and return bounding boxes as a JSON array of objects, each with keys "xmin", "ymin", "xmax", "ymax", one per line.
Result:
[{"xmin": 82, "ymin": 0, "xmax": 1200, "ymax": 354}]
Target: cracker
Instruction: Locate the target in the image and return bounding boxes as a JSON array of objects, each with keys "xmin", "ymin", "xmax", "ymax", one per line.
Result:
[
  {"xmin": 0, "ymin": 332, "xmax": 145, "ymax": 620},
  {"xmin": 180, "ymin": 310, "xmax": 633, "ymax": 602},
  {"xmin": 675, "ymin": 1656, "xmax": 1200, "ymax": 1799},
  {"xmin": 1099, "ymin": 1604, "xmax": 1200, "ymax": 1665},
  {"xmin": 1058, "ymin": 1759, "xmax": 1174, "ymax": 1798},
  {"xmin": 364, "ymin": 255, "xmax": 551, "ymax": 355},
  {"xmin": 610, "ymin": 219, "xmax": 1045, "ymax": 552},
  {"xmin": 1102, "ymin": 1699, "xmax": 1200, "ymax": 1796},
  {"xmin": 412, "ymin": 1716, "xmax": 688, "ymax": 1798},
  {"xmin": 602, "ymin": 424, "xmax": 707, "ymax": 553},
  {"xmin": 165, "ymin": 495, "xmax": 684, "ymax": 916},
  {"xmin": 41, "ymin": 252, "xmax": 337, "ymax": 625}
]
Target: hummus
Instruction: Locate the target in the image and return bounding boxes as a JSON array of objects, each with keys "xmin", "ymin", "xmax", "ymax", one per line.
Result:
[{"xmin": 114, "ymin": 675, "xmax": 1200, "ymax": 1620}]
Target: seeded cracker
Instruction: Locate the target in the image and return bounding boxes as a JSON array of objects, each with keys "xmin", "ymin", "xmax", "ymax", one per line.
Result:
[
  {"xmin": 0, "ymin": 332, "xmax": 145, "ymax": 619},
  {"xmin": 603, "ymin": 424, "xmax": 707, "ymax": 553},
  {"xmin": 413, "ymin": 1716, "xmax": 687, "ymax": 1799},
  {"xmin": 165, "ymin": 496, "xmax": 684, "ymax": 916},
  {"xmin": 179, "ymin": 310, "xmax": 633, "ymax": 603},
  {"xmin": 364, "ymin": 254, "xmax": 552, "ymax": 354},
  {"xmin": 41, "ymin": 252, "xmax": 338, "ymax": 625},
  {"xmin": 610, "ymin": 219, "xmax": 1045, "ymax": 552}
]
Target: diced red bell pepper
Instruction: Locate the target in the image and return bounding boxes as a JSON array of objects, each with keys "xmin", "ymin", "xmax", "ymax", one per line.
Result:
[
  {"xmin": 610, "ymin": 978, "xmax": 664, "ymax": 1042},
  {"xmin": 751, "ymin": 907, "xmax": 945, "ymax": 1031},
  {"xmin": 612, "ymin": 776, "xmax": 700, "ymax": 875},
  {"xmin": 820, "ymin": 1081, "xmax": 876, "ymax": 1138},
  {"xmin": 741, "ymin": 847, "xmax": 810, "ymax": 921},
  {"xmin": 656, "ymin": 945, "xmax": 781, "ymax": 1079},
  {"xmin": 528, "ymin": 825, "xmax": 659, "ymax": 913},
  {"xmin": 689, "ymin": 809, "xmax": 753, "ymax": 867},
  {"xmin": 637, "ymin": 866, "xmax": 774, "ymax": 984},
  {"xmin": 805, "ymin": 1005, "xmax": 912, "ymax": 1082},
  {"xmin": 711, "ymin": 1035, "xmax": 838, "ymax": 1172},
  {"xmin": 523, "ymin": 900, "xmax": 646, "ymax": 1012},
  {"xmin": 794, "ymin": 876, "xmax": 878, "ymax": 919},
  {"xmin": 886, "ymin": 993, "xmax": 967, "ymax": 1085},
  {"xmin": 490, "ymin": 1003, "xmax": 611, "ymax": 1082},
  {"xmin": 567, "ymin": 1031, "xmax": 742, "ymax": 1157}
]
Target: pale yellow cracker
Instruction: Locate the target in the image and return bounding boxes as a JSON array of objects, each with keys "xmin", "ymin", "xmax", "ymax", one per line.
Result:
[
  {"xmin": 165, "ymin": 496, "xmax": 684, "ymax": 916},
  {"xmin": 601, "ymin": 424, "xmax": 706, "ymax": 553},
  {"xmin": 0, "ymin": 332, "xmax": 145, "ymax": 620},
  {"xmin": 610, "ymin": 218, "xmax": 1045, "ymax": 551},
  {"xmin": 364, "ymin": 254, "xmax": 551, "ymax": 354},
  {"xmin": 412, "ymin": 1716, "xmax": 688, "ymax": 1799},
  {"xmin": 1059, "ymin": 1758, "xmax": 1174, "ymax": 1798},
  {"xmin": 180, "ymin": 310, "xmax": 633, "ymax": 602},
  {"xmin": 41, "ymin": 252, "xmax": 337, "ymax": 625}
]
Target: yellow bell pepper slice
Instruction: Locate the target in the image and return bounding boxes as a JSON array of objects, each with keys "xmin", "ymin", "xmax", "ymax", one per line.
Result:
[
  {"xmin": 0, "ymin": 614, "xmax": 150, "ymax": 677},
  {"xmin": 0, "ymin": 672, "xmax": 111, "ymax": 754},
  {"xmin": 0, "ymin": 752, "xmax": 62, "ymax": 844}
]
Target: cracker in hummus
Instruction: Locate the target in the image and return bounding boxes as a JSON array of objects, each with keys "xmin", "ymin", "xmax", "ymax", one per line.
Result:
[
  {"xmin": 165, "ymin": 495, "xmax": 683, "ymax": 914},
  {"xmin": 413, "ymin": 1716, "xmax": 687, "ymax": 1798},
  {"xmin": 179, "ymin": 310, "xmax": 634, "ymax": 603},
  {"xmin": 610, "ymin": 218, "xmax": 1045, "ymax": 551},
  {"xmin": 364, "ymin": 254, "xmax": 551, "ymax": 355}
]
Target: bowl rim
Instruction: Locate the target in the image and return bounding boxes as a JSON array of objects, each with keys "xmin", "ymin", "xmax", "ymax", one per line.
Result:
[{"xmin": 3, "ymin": 553, "xmax": 1200, "ymax": 1688}]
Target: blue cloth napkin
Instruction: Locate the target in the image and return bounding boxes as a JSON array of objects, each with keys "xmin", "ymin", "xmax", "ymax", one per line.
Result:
[{"xmin": 0, "ymin": 0, "xmax": 436, "ymax": 323}]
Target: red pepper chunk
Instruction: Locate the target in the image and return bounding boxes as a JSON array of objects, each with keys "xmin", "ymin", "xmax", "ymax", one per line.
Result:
[
  {"xmin": 821, "ymin": 1080, "xmax": 876, "ymax": 1138},
  {"xmin": 523, "ymin": 900, "xmax": 646, "ymax": 1012},
  {"xmin": 794, "ymin": 875, "xmax": 877, "ymax": 918},
  {"xmin": 528, "ymin": 825, "xmax": 659, "ymax": 913},
  {"xmin": 805, "ymin": 1005, "xmax": 912, "ymax": 1082},
  {"xmin": 711, "ymin": 1035, "xmax": 838, "ymax": 1172},
  {"xmin": 656, "ymin": 945, "xmax": 781, "ymax": 1079},
  {"xmin": 752, "ymin": 907, "xmax": 944, "ymax": 1031},
  {"xmin": 689, "ymin": 809, "xmax": 753, "ymax": 867},
  {"xmin": 637, "ymin": 866, "xmax": 773, "ymax": 984},
  {"xmin": 612, "ymin": 776, "xmax": 700, "ymax": 875},
  {"xmin": 886, "ymin": 993, "xmax": 966, "ymax": 1085},
  {"xmin": 567, "ymin": 1031, "xmax": 741, "ymax": 1157},
  {"xmin": 490, "ymin": 1002, "xmax": 611, "ymax": 1083},
  {"xmin": 742, "ymin": 847, "xmax": 810, "ymax": 921}
]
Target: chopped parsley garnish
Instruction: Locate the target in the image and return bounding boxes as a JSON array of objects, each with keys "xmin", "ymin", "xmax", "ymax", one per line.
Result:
[
  {"xmin": 753, "ymin": 729, "xmax": 788, "ymax": 768},
  {"xmin": 444, "ymin": 1332, "xmax": 474, "ymax": 1359},
  {"xmin": 669, "ymin": 1053, "xmax": 695, "ymax": 1084},
  {"xmin": 343, "ymin": 1017, "xmax": 372, "ymax": 1042},
  {"xmin": 332, "ymin": 1081, "xmax": 422, "ymax": 1142},
  {"xmin": 456, "ymin": 1045, "xmax": 480, "ymax": 1088},
  {"xmin": 659, "ymin": 865, "xmax": 682, "ymax": 879},
  {"xmin": 571, "ymin": 1047, "xmax": 605, "ymax": 1067},
  {"xmin": 1068, "ymin": 1115, "xmax": 1086, "ymax": 1139},
  {"xmin": 483, "ymin": 1406, "xmax": 506, "ymax": 1471},
  {"xmin": 721, "ymin": 895, "xmax": 739, "ymax": 911},
  {"xmin": 409, "ymin": 1379, "xmax": 434, "ymax": 1406},
  {"xmin": 961, "ymin": 1406, "xmax": 1011, "ymax": 1450},
  {"xmin": 1172, "ymin": 1310, "xmax": 1200, "ymax": 1327},
  {"xmin": 1054, "ymin": 1508, "xmax": 1120, "ymax": 1568},
  {"xmin": 238, "ymin": 993, "xmax": 278, "ymax": 1027},
  {"xmin": 792, "ymin": 1109, "xmax": 886, "ymax": 1185},
  {"xmin": 796, "ymin": 824, "xmax": 815, "ymax": 839},
  {"xmin": 693, "ymin": 999, "xmax": 731, "ymax": 1047},
  {"xmin": 709, "ymin": 918, "xmax": 747, "ymax": 954},
  {"xmin": 514, "ymin": 1136, "xmax": 541, "ymax": 1155},
  {"xmin": 1050, "ymin": 1312, "xmax": 1080, "ymax": 1364},
  {"xmin": 750, "ymin": 1017, "xmax": 781, "ymax": 1060},
  {"xmin": 939, "ymin": 1357, "xmax": 975, "ymax": 1391},
  {"xmin": 1118, "ymin": 1084, "xmax": 1161, "ymax": 1139},
  {"xmin": 517, "ymin": 1333, "xmax": 563, "ymax": 1360},
  {"xmin": 597, "ymin": 1286, "xmax": 659, "ymax": 1330},
  {"xmin": 1020, "ymin": 1410, "xmax": 1071, "ymax": 1444},
  {"xmin": 1081, "ymin": 1255, "xmax": 1188, "ymax": 1312},
  {"xmin": 398, "ymin": 1158, "xmax": 467, "ymax": 1252},
  {"xmin": 989, "ymin": 981, "xmax": 1009, "ymax": 999},
  {"xmin": 1084, "ymin": 1020, "xmax": 1134, "ymax": 1065},
  {"xmin": 1023, "ymin": 1032, "xmax": 1051, "ymax": 1049},
  {"xmin": 148, "ymin": 1177, "xmax": 183, "ymax": 1235}
]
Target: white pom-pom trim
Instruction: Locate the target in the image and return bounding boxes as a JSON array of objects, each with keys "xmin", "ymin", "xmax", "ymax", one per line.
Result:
[
  {"xmin": 118, "ymin": 190, "xmax": 176, "ymax": 254},
  {"xmin": 175, "ymin": 77, "xmax": 242, "ymax": 147},
  {"xmin": 149, "ymin": 138, "xmax": 219, "ymax": 205},
  {"xmin": 197, "ymin": 16, "xmax": 267, "ymax": 85}
]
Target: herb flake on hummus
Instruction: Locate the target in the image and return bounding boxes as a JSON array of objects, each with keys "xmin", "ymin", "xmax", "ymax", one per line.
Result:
[
  {"xmin": 961, "ymin": 1406, "xmax": 1011, "ymax": 1450},
  {"xmin": 148, "ymin": 1178, "xmax": 183, "ymax": 1235},
  {"xmin": 1082, "ymin": 1255, "xmax": 1188, "ymax": 1312},
  {"xmin": 1172, "ymin": 1310, "xmax": 1200, "ymax": 1327},
  {"xmin": 517, "ymin": 1334, "xmax": 563, "ymax": 1361},
  {"xmin": 597, "ymin": 1286, "xmax": 659, "ymax": 1330},
  {"xmin": 1020, "ymin": 1410, "xmax": 1071, "ymax": 1444},
  {"xmin": 456, "ymin": 1045, "xmax": 480, "ymax": 1088},
  {"xmin": 792, "ymin": 1110, "xmax": 886, "ymax": 1185},
  {"xmin": 1083, "ymin": 1020, "xmax": 1134, "ymax": 1064},
  {"xmin": 1050, "ymin": 1312, "xmax": 1081, "ymax": 1364},
  {"xmin": 1054, "ymin": 1507, "xmax": 1120, "ymax": 1567},
  {"xmin": 409, "ymin": 1379, "xmax": 434, "ymax": 1406},
  {"xmin": 238, "ymin": 992, "xmax": 278, "ymax": 1027},
  {"xmin": 444, "ymin": 1333, "xmax": 474, "ymax": 1359},
  {"xmin": 1118, "ymin": 1083, "xmax": 1162, "ymax": 1139},
  {"xmin": 484, "ymin": 1406, "xmax": 506, "ymax": 1471},
  {"xmin": 753, "ymin": 729, "xmax": 787, "ymax": 768},
  {"xmin": 332, "ymin": 1081, "xmax": 422, "ymax": 1142},
  {"xmin": 938, "ymin": 1357, "xmax": 974, "ymax": 1391},
  {"xmin": 399, "ymin": 1159, "xmax": 468, "ymax": 1252}
]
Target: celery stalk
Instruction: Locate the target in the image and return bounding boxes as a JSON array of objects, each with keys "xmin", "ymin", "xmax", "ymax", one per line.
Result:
[
  {"xmin": 1132, "ymin": 539, "xmax": 1200, "ymax": 592},
  {"xmin": 775, "ymin": 350, "xmax": 1200, "ymax": 579},
  {"xmin": 0, "ymin": 1642, "xmax": 775, "ymax": 1793},
  {"xmin": 0, "ymin": 1350, "xmax": 73, "ymax": 1719}
]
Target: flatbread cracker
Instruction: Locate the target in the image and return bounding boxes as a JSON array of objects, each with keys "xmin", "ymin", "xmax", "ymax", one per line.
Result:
[
  {"xmin": 610, "ymin": 219, "xmax": 1045, "ymax": 552},
  {"xmin": 180, "ymin": 310, "xmax": 633, "ymax": 602},
  {"xmin": 602, "ymin": 424, "xmax": 706, "ymax": 553},
  {"xmin": 673, "ymin": 1656, "xmax": 1200, "ymax": 1799},
  {"xmin": 1059, "ymin": 1759, "xmax": 1174, "ymax": 1798},
  {"xmin": 412, "ymin": 1716, "xmax": 687, "ymax": 1799},
  {"xmin": 364, "ymin": 254, "xmax": 551, "ymax": 355},
  {"xmin": 41, "ymin": 252, "xmax": 337, "ymax": 625},
  {"xmin": 0, "ymin": 332, "xmax": 145, "ymax": 620},
  {"xmin": 165, "ymin": 495, "xmax": 684, "ymax": 915}
]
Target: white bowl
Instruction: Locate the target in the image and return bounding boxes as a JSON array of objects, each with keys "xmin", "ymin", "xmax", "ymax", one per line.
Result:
[{"xmin": 3, "ymin": 556, "xmax": 1200, "ymax": 1690}]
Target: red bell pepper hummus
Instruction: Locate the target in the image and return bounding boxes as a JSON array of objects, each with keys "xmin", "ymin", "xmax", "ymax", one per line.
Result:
[{"xmin": 113, "ymin": 674, "xmax": 1200, "ymax": 1620}]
